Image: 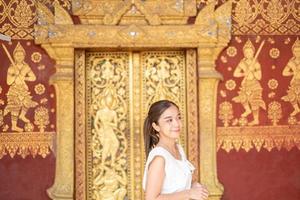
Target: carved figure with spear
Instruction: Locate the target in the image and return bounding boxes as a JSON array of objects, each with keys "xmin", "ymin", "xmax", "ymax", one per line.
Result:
[
  {"xmin": 1, "ymin": 42, "xmax": 37, "ymax": 132},
  {"xmin": 233, "ymin": 39, "xmax": 266, "ymax": 126}
]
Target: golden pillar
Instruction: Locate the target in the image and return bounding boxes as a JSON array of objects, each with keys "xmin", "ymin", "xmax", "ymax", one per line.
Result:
[
  {"xmin": 198, "ymin": 46, "xmax": 224, "ymax": 200},
  {"xmin": 43, "ymin": 44, "xmax": 74, "ymax": 200}
]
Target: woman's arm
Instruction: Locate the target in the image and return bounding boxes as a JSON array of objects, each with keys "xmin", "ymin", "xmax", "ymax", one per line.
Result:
[{"xmin": 145, "ymin": 156, "xmax": 208, "ymax": 200}]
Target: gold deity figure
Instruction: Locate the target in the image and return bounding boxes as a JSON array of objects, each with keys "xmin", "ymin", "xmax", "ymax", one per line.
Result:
[
  {"xmin": 94, "ymin": 86, "xmax": 120, "ymax": 164},
  {"xmin": 282, "ymin": 38, "xmax": 300, "ymax": 116},
  {"xmin": 232, "ymin": 39, "xmax": 266, "ymax": 125},
  {"xmin": 3, "ymin": 42, "xmax": 38, "ymax": 132},
  {"xmin": 94, "ymin": 167, "xmax": 127, "ymax": 200}
]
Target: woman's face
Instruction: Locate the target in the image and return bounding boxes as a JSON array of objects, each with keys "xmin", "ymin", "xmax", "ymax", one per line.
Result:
[{"xmin": 152, "ymin": 105, "xmax": 182, "ymax": 140}]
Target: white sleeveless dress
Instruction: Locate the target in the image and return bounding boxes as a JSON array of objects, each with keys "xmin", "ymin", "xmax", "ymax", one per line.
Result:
[{"xmin": 143, "ymin": 144, "xmax": 195, "ymax": 194}]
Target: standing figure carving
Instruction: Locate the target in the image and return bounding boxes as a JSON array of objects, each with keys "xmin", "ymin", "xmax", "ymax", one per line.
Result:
[
  {"xmin": 233, "ymin": 39, "xmax": 266, "ymax": 125},
  {"xmin": 3, "ymin": 42, "xmax": 38, "ymax": 132},
  {"xmin": 94, "ymin": 85, "xmax": 120, "ymax": 164},
  {"xmin": 282, "ymin": 38, "xmax": 300, "ymax": 117},
  {"xmin": 153, "ymin": 59, "xmax": 172, "ymax": 102}
]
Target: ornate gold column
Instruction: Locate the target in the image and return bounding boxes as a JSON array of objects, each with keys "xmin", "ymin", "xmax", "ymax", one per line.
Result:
[
  {"xmin": 196, "ymin": 2, "xmax": 232, "ymax": 200},
  {"xmin": 45, "ymin": 44, "xmax": 74, "ymax": 200},
  {"xmin": 198, "ymin": 46, "xmax": 224, "ymax": 200},
  {"xmin": 35, "ymin": 3, "xmax": 75, "ymax": 199}
]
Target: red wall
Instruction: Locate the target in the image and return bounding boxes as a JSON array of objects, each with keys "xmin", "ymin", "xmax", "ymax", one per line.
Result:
[
  {"xmin": 0, "ymin": 152, "xmax": 55, "ymax": 200},
  {"xmin": 218, "ymin": 148, "xmax": 300, "ymax": 200}
]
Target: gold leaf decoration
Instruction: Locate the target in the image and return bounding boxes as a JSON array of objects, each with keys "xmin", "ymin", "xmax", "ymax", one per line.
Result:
[
  {"xmin": 34, "ymin": 106, "xmax": 50, "ymax": 132},
  {"xmin": 218, "ymin": 126, "xmax": 300, "ymax": 152},
  {"xmin": 267, "ymin": 101, "xmax": 282, "ymax": 126},
  {"xmin": 219, "ymin": 101, "xmax": 234, "ymax": 127},
  {"xmin": 0, "ymin": 132, "xmax": 54, "ymax": 158}
]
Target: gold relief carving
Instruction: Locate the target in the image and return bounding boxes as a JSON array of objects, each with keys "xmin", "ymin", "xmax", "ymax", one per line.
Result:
[
  {"xmin": 73, "ymin": 0, "xmax": 195, "ymax": 25},
  {"xmin": 36, "ymin": 1, "xmax": 54, "ymax": 25},
  {"xmin": 217, "ymin": 126, "xmax": 300, "ymax": 152},
  {"xmin": 214, "ymin": 0, "xmax": 232, "ymax": 47},
  {"xmin": 131, "ymin": 52, "xmax": 142, "ymax": 199},
  {"xmin": 2, "ymin": 42, "xmax": 38, "ymax": 132},
  {"xmin": 0, "ymin": 132, "xmax": 54, "ymax": 159},
  {"xmin": 86, "ymin": 52, "xmax": 129, "ymax": 200},
  {"xmin": 39, "ymin": 0, "xmax": 71, "ymax": 10},
  {"xmin": 282, "ymin": 38, "xmax": 300, "ymax": 117},
  {"xmin": 199, "ymin": 79, "xmax": 224, "ymax": 196},
  {"xmin": 35, "ymin": 1, "xmax": 232, "ymax": 48},
  {"xmin": 186, "ymin": 49, "xmax": 199, "ymax": 181},
  {"xmin": 141, "ymin": 50, "xmax": 187, "ymax": 147},
  {"xmin": 142, "ymin": 51, "xmax": 184, "ymax": 105},
  {"xmin": 232, "ymin": 39, "xmax": 266, "ymax": 126},
  {"xmin": 74, "ymin": 50, "xmax": 86, "ymax": 200},
  {"xmin": 219, "ymin": 101, "xmax": 234, "ymax": 127},
  {"xmin": 47, "ymin": 80, "xmax": 74, "ymax": 200},
  {"xmin": 53, "ymin": 0, "xmax": 73, "ymax": 25}
]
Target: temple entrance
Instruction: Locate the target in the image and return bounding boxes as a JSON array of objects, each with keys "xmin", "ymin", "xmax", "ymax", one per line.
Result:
[{"xmin": 75, "ymin": 49, "xmax": 199, "ymax": 200}]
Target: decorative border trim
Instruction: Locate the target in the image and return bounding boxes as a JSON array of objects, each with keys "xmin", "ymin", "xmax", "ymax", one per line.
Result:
[
  {"xmin": 0, "ymin": 132, "xmax": 55, "ymax": 158},
  {"xmin": 74, "ymin": 50, "xmax": 86, "ymax": 200},
  {"xmin": 217, "ymin": 125, "xmax": 300, "ymax": 152}
]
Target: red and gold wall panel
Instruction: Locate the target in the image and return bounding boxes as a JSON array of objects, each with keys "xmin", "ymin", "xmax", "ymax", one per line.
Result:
[
  {"xmin": 210, "ymin": 0, "xmax": 300, "ymax": 199},
  {"xmin": 0, "ymin": 0, "xmax": 70, "ymax": 199}
]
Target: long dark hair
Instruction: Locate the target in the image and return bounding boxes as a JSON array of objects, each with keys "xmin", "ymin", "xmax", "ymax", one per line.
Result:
[{"xmin": 144, "ymin": 100, "xmax": 178, "ymax": 157}]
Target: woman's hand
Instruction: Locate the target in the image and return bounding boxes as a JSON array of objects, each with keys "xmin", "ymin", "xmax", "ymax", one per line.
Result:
[{"xmin": 188, "ymin": 182, "xmax": 209, "ymax": 200}]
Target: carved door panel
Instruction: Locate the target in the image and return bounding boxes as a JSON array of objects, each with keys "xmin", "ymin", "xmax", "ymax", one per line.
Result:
[{"xmin": 75, "ymin": 50, "xmax": 198, "ymax": 200}]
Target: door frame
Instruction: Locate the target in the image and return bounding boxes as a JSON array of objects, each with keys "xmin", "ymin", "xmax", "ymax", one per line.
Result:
[{"xmin": 34, "ymin": 1, "xmax": 232, "ymax": 200}]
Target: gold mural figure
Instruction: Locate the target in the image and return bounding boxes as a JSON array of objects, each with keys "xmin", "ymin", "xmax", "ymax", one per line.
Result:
[
  {"xmin": 233, "ymin": 40, "xmax": 266, "ymax": 125},
  {"xmin": 2, "ymin": 42, "xmax": 38, "ymax": 132},
  {"xmin": 94, "ymin": 166, "xmax": 127, "ymax": 200},
  {"xmin": 144, "ymin": 53, "xmax": 182, "ymax": 106},
  {"xmin": 282, "ymin": 38, "xmax": 300, "ymax": 116},
  {"xmin": 153, "ymin": 59, "xmax": 172, "ymax": 102},
  {"xmin": 94, "ymin": 85, "xmax": 120, "ymax": 164}
]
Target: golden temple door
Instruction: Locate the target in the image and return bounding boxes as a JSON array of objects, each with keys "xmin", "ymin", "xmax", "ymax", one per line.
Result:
[{"xmin": 75, "ymin": 49, "xmax": 199, "ymax": 200}]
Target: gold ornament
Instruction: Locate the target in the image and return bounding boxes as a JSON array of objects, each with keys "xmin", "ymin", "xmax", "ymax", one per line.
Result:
[
  {"xmin": 226, "ymin": 46, "xmax": 237, "ymax": 57},
  {"xmin": 34, "ymin": 83, "xmax": 46, "ymax": 95},
  {"xmin": 34, "ymin": 106, "xmax": 50, "ymax": 133},
  {"xmin": 268, "ymin": 79, "xmax": 278, "ymax": 90},
  {"xmin": 219, "ymin": 101, "xmax": 234, "ymax": 127},
  {"xmin": 31, "ymin": 52, "xmax": 42, "ymax": 63},
  {"xmin": 269, "ymin": 48, "xmax": 280, "ymax": 58},
  {"xmin": 267, "ymin": 101, "xmax": 282, "ymax": 126},
  {"xmin": 225, "ymin": 79, "xmax": 236, "ymax": 91}
]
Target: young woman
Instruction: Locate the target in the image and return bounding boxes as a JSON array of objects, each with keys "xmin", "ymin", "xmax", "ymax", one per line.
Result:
[{"xmin": 143, "ymin": 100, "xmax": 209, "ymax": 200}]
